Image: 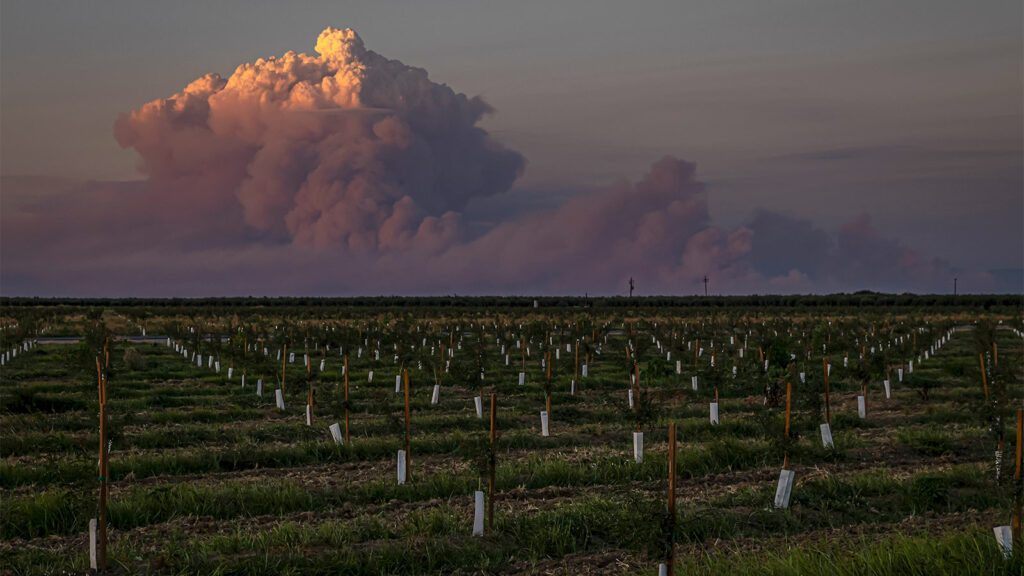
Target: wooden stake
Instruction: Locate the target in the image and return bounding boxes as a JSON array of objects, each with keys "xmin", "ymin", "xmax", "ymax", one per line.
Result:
[
  {"xmin": 667, "ymin": 421, "xmax": 677, "ymax": 576},
  {"xmin": 1015, "ymin": 408, "xmax": 1022, "ymax": 547},
  {"xmin": 783, "ymin": 381, "xmax": 792, "ymax": 470},
  {"xmin": 488, "ymin": 393, "xmax": 496, "ymax": 532},
  {"xmin": 403, "ymin": 369, "xmax": 411, "ymax": 481},
  {"xmin": 633, "ymin": 364, "xmax": 641, "ymax": 427},
  {"xmin": 574, "ymin": 341, "xmax": 579, "ymax": 380},
  {"xmin": 545, "ymin": 350, "xmax": 552, "ymax": 414},
  {"xmin": 1016, "ymin": 409, "xmax": 1022, "ymax": 480},
  {"xmin": 281, "ymin": 344, "xmax": 287, "ymax": 392},
  {"xmin": 97, "ymin": 375, "xmax": 108, "ymax": 571},
  {"xmin": 980, "ymin": 354, "xmax": 989, "ymax": 402},
  {"xmin": 823, "ymin": 357, "xmax": 831, "ymax": 426},
  {"xmin": 344, "ymin": 355, "xmax": 350, "ymax": 443}
]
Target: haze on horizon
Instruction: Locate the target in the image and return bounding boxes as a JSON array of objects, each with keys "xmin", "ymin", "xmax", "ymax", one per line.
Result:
[{"xmin": 1, "ymin": 1, "xmax": 1021, "ymax": 297}]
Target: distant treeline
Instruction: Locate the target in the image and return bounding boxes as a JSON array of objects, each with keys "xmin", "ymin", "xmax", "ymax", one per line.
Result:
[{"xmin": 1, "ymin": 293, "xmax": 1021, "ymax": 311}]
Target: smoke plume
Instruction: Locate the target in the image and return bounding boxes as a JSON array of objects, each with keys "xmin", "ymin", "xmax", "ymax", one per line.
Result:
[
  {"xmin": 1, "ymin": 27, "xmax": 989, "ymax": 296},
  {"xmin": 114, "ymin": 27, "xmax": 524, "ymax": 251}
]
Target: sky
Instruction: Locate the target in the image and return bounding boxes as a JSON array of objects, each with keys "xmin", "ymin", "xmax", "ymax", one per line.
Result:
[{"xmin": 1, "ymin": 1, "xmax": 1021, "ymax": 296}]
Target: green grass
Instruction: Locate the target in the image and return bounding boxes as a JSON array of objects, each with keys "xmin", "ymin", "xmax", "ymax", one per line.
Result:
[
  {"xmin": 1, "ymin": 312, "xmax": 1022, "ymax": 576},
  {"xmin": 896, "ymin": 425, "xmax": 955, "ymax": 457},
  {"xmin": 672, "ymin": 527, "xmax": 1020, "ymax": 576}
]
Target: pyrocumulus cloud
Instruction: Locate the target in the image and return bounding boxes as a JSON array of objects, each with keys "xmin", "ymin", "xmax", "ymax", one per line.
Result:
[
  {"xmin": 0, "ymin": 27, "xmax": 980, "ymax": 296},
  {"xmin": 115, "ymin": 27, "xmax": 525, "ymax": 251}
]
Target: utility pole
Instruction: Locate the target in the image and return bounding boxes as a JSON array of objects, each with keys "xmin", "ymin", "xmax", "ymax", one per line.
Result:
[
  {"xmin": 629, "ymin": 277, "xmax": 635, "ymax": 298},
  {"xmin": 703, "ymin": 275, "xmax": 709, "ymax": 297},
  {"xmin": 954, "ymin": 277, "xmax": 957, "ymax": 296}
]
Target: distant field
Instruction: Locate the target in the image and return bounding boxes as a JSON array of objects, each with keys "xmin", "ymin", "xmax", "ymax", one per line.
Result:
[{"xmin": 1, "ymin": 299, "xmax": 1022, "ymax": 575}]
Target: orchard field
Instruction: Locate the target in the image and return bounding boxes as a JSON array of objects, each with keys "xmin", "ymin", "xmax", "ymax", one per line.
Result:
[{"xmin": 1, "ymin": 296, "xmax": 1022, "ymax": 575}]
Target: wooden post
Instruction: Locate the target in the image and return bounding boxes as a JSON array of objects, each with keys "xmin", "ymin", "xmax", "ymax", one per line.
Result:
[
  {"xmin": 344, "ymin": 355, "xmax": 350, "ymax": 443},
  {"xmin": 574, "ymin": 340, "xmax": 579, "ymax": 381},
  {"xmin": 823, "ymin": 357, "xmax": 831, "ymax": 426},
  {"xmin": 282, "ymin": 344, "xmax": 287, "ymax": 392},
  {"xmin": 403, "ymin": 369, "xmax": 411, "ymax": 481},
  {"xmin": 980, "ymin": 354, "xmax": 989, "ymax": 402},
  {"xmin": 546, "ymin": 351, "xmax": 552, "ymax": 414},
  {"xmin": 667, "ymin": 421, "xmax": 677, "ymax": 576},
  {"xmin": 783, "ymin": 381, "xmax": 792, "ymax": 470},
  {"xmin": 1015, "ymin": 408, "xmax": 1022, "ymax": 546},
  {"xmin": 633, "ymin": 364, "xmax": 641, "ymax": 427},
  {"xmin": 488, "ymin": 393, "xmax": 496, "ymax": 532},
  {"xmin": 97, "ymin": 370, "xmax": 108, "ymax": 571}
]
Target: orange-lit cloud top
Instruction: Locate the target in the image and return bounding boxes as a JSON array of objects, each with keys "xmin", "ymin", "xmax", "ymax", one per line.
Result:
[
  {"xmin": 1, "ymin": 28, "xmax": 992, "ymax": 296},
  {"xmin": 115, "ymin": 27, "xmax": 523, "ymax": 251}
]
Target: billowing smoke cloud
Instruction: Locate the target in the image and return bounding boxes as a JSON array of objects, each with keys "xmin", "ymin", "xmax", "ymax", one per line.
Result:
[
  {"xmin": 114, "ymin": 27, "xmax": 524, "ymax": 251},
  {"xmin": 745, "ymin": 210, "xmax": 975, "ymax": 293},
  {"xmin": 438, "ymin": 157, "xmax": 755, "ymax": 293},
  {"xmin": 1, "ymin": 28, "xmax": 999, "ymax": 296}
]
